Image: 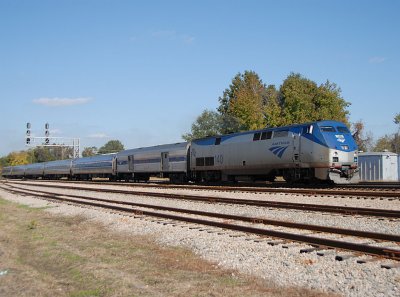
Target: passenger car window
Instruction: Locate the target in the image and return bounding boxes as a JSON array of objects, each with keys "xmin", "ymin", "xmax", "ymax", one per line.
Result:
[
  {"xmin": 320, "ymin": 126, "xmax": 336, "ymax": 132},
  {"xmin": 337, "ymin": 126, "xmax": 350, "ymax": 133}
]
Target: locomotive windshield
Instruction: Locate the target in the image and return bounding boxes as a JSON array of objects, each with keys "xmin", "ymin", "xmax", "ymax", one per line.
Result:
[
  {"xmin": 320, "ymin": 126, "xmax": 336, "ymax": 132},
  {"xmin": 337, "ymin": 126, "xmax": 350, "ymax": 133}
]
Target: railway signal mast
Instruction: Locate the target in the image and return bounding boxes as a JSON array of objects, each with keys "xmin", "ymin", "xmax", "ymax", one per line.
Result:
[{"xmin": 25, "ymin": 122, "xmax": 80, "ymax": 158}]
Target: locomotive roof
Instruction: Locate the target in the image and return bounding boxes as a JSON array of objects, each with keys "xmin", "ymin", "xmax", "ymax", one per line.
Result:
[{"xmin": 193, "ymin": 120, "xmax": 347, "ymax": 141}]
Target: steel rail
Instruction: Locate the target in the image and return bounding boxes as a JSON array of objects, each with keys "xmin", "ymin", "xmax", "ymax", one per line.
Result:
[
  {"xmin": 1, "ymin": 184, "xmax": 400, "ymax": 261},
  {"xmin": 3, "ymin": 184, "xmax": 400, "ymax": 243},
  {"xmin": 8, "ymin": 178, "xmax": 400, "ymax": 196},
  {"xmin": 6, "ymin": 181, "xmax": 400, "ymax": 218}
]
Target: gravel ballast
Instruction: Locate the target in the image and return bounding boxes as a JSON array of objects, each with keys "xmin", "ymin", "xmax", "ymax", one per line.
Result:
[{"xmin": 0, "ymin": 186, "xmax": 399, "ymax": 297}]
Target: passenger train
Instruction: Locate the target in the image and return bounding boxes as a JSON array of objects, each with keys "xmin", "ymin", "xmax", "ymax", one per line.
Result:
[{"xmin": 1, "ymin": 120, "xmax": 359, "ymax": 184}]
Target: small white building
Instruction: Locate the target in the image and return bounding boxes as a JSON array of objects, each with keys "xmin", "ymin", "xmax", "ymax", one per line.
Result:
[
  {"xmin": 398, "ymin": 155, "xmax": 400, "ymax": 181},
  {"xmin": 358, "ymin": 152, "xmax": 399, "ymax": 182}
]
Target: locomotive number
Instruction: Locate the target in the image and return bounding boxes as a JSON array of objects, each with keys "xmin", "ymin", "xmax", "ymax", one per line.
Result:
[{"xmin": 215, "ymin": 154, "xmax": 224, "ymax": 165}]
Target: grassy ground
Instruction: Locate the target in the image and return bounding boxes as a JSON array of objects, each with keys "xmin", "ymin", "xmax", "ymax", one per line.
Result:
[{"xmin": 0, "ymin": 197, "xmax": 337, "ymax": 297}]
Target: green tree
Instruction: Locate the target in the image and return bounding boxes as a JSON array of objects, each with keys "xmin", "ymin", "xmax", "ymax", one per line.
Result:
[
  {"xmin": 33, "ymin": 147, "xmax": 55, "ymax": 162},
  {"xmin": 279, "ymin": 73, "xmax": 317, "ymax": 125},
  {"xmin": 8, "ymin": 151, "xmax": 30, "ymax": 166},
  {"xmin": 279, "ymin": 73, "xmax": 350, "ymax": 126},
  {"xmin": 373, "ymin": 135, "xmax": 395, "ymax": 152},
  {"xmin": 316, "ymin": 81, "xmax": 350, "ymax": 126},
  {"xmin": 182, "ymin": 110, "xmax": 222, "ymax": 141},
  {"xmin": 0, "ymin": 155, "xmax": 10, "ymax": 169},
  {"xmin": 218, "ymin": 71, "xmax": 268, "ymax": 132},
  {"xmin": 49, "ymin": 146, "xmax": 73, "ymax": 160},
  {"xmin": 394, "ymin": 113, "xmax": 400, "ymax": 153},
  {"xmin": 394, "ymin": 113, "xmax": 400, "ymax": 125},
  {"xmin": 29, "ymin": 146, "xmax": 73, "ymax": 162},
  {"xmin": 264, "ymin": 85, "xmax": 282, "ymax": 127},
  {"xmin": 373, "ymin": 113, "xmax": 400, "ymax": 153},
  {"xmin": 219, "ymin": 113, "xmax": 242, "ymax": 135},
  {"xmin": 184, "ymin": 71, "xmax": 351, "ymax": 141},
  {"xmin": 98, "ymin": 140, "xmax": 124, "ymax": 154},
  {"xmin": 82, "ymin": 146, "xmax": 98, "ymax": 157}
]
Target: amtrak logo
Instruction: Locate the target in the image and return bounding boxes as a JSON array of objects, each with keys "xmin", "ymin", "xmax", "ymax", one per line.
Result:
[
  {"xmin": 335, "ymin": 135, "xmax": 345, "ymax": 143},
  {"xmin": 269, "ymin": 146, "xmax": 289, "ymax": 158}
]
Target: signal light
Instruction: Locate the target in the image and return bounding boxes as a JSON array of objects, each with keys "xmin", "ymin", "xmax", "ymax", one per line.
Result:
[
  {"xmin": 26, "ymin": 137, "xmax": 31, "ymax": 145},
  {"xmin": 44, "ymin": 123, "xmax": 50, "ymax": 145}
]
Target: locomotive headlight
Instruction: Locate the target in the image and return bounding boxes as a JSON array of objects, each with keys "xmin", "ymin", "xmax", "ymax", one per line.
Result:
[{"xmin": 332, "ymin": 151, "xmax": 339, "ymax": 163}]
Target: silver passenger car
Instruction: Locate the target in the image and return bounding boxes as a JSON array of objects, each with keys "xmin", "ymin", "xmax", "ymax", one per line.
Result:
[
  {"xmin": 25, "ymin": 162, "xmax": 45, "ymax": 178},
  {"xmin": 44, "ymin": 159, "xmax": 73, "ymax": 178},
  {"xmin": 71, "ymin": 154, "xmax": 116, "ymax": 179},
  {"xmin": 1, "ymin": 166, "xmax": 13, "ymax": 178},
  {"xmin": 116, "ymin": 142, "xmax": 190, "ymax": 181},
  {"xmin": 10, "ymin": 165, "xmax": 26, "ymax": 178}
]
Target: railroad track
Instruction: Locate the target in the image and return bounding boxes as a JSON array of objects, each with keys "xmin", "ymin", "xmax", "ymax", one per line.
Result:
[
  {"xmin": 5, "ymin": 180, "xmax": 400, "ymax": 218},
  {"xmin": 1, "ymin": 183, "xmax": 400, "ymax": 264},
  {"xmin": 5, "ymin": 178, "xmax": 400, "ymax": 198}
]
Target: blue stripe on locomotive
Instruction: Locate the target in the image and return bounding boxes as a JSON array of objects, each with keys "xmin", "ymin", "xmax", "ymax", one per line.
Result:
[{"xmin": 192, "ymin": 120, "xmax": 356, "ymax": 152}]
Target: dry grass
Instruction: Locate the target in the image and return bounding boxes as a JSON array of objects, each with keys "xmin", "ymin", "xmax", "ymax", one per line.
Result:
[{"xmin": 0, "ymin": 198, "xmax": 339, "ymax": 297}]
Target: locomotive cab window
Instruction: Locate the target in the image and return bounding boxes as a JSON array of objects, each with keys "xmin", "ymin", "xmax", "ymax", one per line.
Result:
[
  {"xmin": 273, "ymin": 130, "xmax": 288, "ymax": 138},
  {"xmin": 320, "ymin": 126, "xmax": 336, "ymax": 132},
  {"xmin": 303, "ymin": 125, "xmax": 313, "ymax": 134},
  {"xmin": 215, "ymin": 137, "xmax": 221, "ymax": 145},
  {"xmin": 253, "ymin": 132, "xmax": 261, "ymax": 141},
  {"xmin": 337, "ymin": 126, "xmax": 350, "ymax": 133},
  {"xmin": 261, "ymin": 131, "xmax": 272, "ymax": 140}
]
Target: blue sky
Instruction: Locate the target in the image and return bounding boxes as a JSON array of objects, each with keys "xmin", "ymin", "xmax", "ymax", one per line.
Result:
[{"xmin": 1, "ymin": 0, "xmax": 399, "ymax": 156}]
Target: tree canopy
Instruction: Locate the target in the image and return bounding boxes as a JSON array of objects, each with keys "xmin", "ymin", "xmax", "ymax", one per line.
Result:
[
  {"xmin": 278, "ymin": 74, "xmax": 350, "ymax": 126},
  {"xmin": 394, "ymin": 113, "xmax": 400, "ymax": 125},
  {"xmin": 82, "ymin": 146, "xmax": 98, "ymax": 157},
  {"xmin": 98, "ymin": 140, "xmax": 124, "ymax": 154},
  {"xmin": 372, "ymin": 113, "xmax": 400, "ymax": 153},
  {"xmin": 218, "ymin": 71, "xmax": 267, "ymax": 132},
  {"xmin": 183, "ymin": 70, "xmax": 351, "ymax": 140},
  {"xmin": 6, "ymin": 151, "xmax": 30, "ymax": 166},
  {"xmin": 32, "ymin": 146, "xmax": 74, "ymax": 162},
  {"xmin": 0, "ymin": 146, "xmax": 73, "ymax": 171},
  {"xmin": 182, "ymin": 110, "xmax": 222, "ymax": 141}
]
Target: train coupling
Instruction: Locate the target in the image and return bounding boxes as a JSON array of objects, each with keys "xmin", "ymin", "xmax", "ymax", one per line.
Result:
[{"xmin": 329, "ymin": 166, "xmax": 359, "ymax": 184}]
